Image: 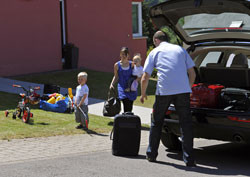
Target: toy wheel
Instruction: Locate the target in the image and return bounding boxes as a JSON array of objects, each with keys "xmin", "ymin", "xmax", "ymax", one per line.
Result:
[
  {"xmin": 22, "ymin": 108, "xmax": 30, "ymax": 123},
  {"xmin": 12, "ymin": 112, "xmax": 16, "ymax": 119},
  {"xmin": 4, "ymin": 110, "xmax": 9, "ymax": 117},
  {"xmin": 16, "ymin": 108, "xmax": 22, "ymax": 118}
]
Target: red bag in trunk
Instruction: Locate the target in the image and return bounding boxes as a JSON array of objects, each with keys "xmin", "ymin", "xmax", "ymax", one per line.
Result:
[{"xmin": 190, "ymin": 83, "xmax": 224, "ymax": 108}]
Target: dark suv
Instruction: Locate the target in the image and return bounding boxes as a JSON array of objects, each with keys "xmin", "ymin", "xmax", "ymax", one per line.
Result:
[{"xmin": 150, "ymin": 0, "xmax": 250, "ymax": 150}]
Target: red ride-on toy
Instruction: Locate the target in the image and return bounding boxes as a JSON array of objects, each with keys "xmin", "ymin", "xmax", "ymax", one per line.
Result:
[{"xmin": 5, "ymin": 84, "xmax": 41, "ymax": 123}]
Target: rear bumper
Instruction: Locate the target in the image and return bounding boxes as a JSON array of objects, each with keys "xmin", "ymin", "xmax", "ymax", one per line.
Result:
[{"xmin": 163, "ymin": 118, "xmax": 250, "ymax": 144}]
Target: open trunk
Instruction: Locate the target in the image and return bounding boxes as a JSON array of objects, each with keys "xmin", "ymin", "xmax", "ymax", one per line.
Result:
[{"xmin": 190, "ymin": 83, "xmax": 250, "ymax": 112}]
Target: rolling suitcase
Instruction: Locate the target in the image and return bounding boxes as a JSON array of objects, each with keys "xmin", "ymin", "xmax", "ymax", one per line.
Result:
[{"xmin": 110, "ymin": 112, "xmax": 141, "ymax": 156}]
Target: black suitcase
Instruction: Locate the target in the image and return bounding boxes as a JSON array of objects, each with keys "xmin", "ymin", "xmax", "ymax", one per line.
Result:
[
  {"xmin": 110, "ymin": 112, "xmax": 141, "ymax": 156},
  {"xmin": 220, "ymin": 88, "xmax": 250, "ymax": 111}
]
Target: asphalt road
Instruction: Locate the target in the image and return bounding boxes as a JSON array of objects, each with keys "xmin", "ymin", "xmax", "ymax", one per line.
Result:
[{"xmin": 0, "ymin": 139, "xmax": 249, "ymax": 177}]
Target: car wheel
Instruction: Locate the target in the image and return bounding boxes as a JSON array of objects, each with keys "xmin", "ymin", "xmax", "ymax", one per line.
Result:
[
  {"xmin": 22, "ymin": 108, "xmax": 30, "ymax": 123},
  {"xmin": 161, "ymin": 131, "xmax": 182, "ymax": 151}
]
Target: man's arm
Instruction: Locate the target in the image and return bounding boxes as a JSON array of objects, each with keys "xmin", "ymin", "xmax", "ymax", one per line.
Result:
[
  {"xmin": 140, "ymin": 72, "xmax": 151, "ymax": 104},
  {"xmin": 187, "ymin": 67, "xmax": 196, "ymax": 88}
]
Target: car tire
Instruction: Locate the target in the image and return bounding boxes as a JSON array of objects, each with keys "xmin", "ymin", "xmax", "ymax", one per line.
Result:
[{"xmin": 161, "ymin": 131, "xmax": 182, "ymax": 151}]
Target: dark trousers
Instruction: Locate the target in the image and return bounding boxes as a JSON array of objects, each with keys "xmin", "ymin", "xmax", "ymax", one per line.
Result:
[
  {"xmin": 146, "ymin": 93, "xmax": 195, "ymax": 164},
  {"xmin": 121, "ymin": 98, "xmax": 134, "ymax": 112}
]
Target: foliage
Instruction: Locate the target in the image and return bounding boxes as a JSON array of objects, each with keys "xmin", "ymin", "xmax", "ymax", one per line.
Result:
[
  {"xmin": 161, "ymin": 26, "xmax": 183, "ymax": 45},
  {"xmin": 142, "ymin": 0, "xmax": 183, "ymax": 50},
  {"xmin": 142, "ymin": 1, "xmax": 156, "ymax": 48}
]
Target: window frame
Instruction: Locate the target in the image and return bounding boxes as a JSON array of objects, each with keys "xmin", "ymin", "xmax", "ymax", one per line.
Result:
[{"xmin": 132, "ymin": 2, "xmax": 142, "ymax": 37}]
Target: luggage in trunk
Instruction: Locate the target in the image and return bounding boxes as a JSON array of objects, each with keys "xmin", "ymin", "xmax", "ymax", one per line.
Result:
[
  {"xmin": 110, "ymin": 112, "xmax": 141, "ymax": 156},
  {"xmin": 190, "ymin": 83, "xmax": 225, "ymax": 108},
  {"xmin": 220, "ymin": 88, "xmax": 250, "ymax": 111}
]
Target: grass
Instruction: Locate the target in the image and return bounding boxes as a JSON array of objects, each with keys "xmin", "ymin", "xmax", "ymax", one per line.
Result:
[
  {"xmin": 0, "ymin": 108, "xmax": 113, "ymax": 140},
  {"xmin": 0, "ymin": 68, "xmax": 154, "ymax": 140},
  {"xmin": 0, "ymin": 92, "xmax": 114, "ymax": 140}
]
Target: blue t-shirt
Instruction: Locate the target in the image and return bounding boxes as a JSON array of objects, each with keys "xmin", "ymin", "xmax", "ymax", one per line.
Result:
[{"xmin": 143, "ymin": 42, "xmax": 195, "ymax": 95}]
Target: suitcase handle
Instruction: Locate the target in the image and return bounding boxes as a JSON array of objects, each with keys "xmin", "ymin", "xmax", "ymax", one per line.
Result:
[{"xmin": 122, "ymin": 112, "xmax": 134, "ymax": 116}]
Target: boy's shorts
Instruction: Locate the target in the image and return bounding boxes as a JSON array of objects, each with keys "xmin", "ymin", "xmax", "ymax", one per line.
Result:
[{"xmin": 75, "ymin": 104, "xmax": 89, "ymax": 126}]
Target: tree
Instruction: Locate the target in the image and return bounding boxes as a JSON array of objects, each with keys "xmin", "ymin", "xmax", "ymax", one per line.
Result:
[
  {"xmin": 142, "ymin": 0, "xmax": 156, "ymax": 48},
  {"xmin": 142, "ymin": 0, "xmax": 182, "ymax": 50}
]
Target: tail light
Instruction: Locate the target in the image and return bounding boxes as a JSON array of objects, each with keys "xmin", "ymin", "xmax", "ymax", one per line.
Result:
[{"xmin": 228, "ymin": 116, "xmax": 250, "ymax": 123}]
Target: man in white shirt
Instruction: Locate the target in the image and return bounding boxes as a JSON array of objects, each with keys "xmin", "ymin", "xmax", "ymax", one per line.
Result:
[{"xmin": 140, "ymin": 31, "xmax": 196, "ymax": 167}]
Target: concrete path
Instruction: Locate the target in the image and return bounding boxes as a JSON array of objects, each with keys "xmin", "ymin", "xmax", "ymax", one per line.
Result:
[
  {"xmin": 0, "ymin": 130, "xmax": 150, "ymax": 165},
  {"xmin": 88, "ymin": 101, "xmax": 152, "ymax": 125}
]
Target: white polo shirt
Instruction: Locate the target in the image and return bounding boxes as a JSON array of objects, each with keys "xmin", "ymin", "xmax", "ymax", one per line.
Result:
[{"xmin": 143, "ymin": 42, "xmax": 195, "ymax": 95}]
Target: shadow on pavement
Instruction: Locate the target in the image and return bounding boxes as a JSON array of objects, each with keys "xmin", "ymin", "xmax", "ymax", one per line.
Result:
[
  {"xmin": 141, "ymin": 126, "xmax": 150, "ymax": 131},
  {"xmin": 85, "ymin": 129, "xmax": 109, "ymax": 137},
  {"xmin": 120, "ymin": 154, "xmax": 147, "ymax": 160},
  {"xmin": 165, "ymin": 142, "xmax": 250, "ymax": 175}
]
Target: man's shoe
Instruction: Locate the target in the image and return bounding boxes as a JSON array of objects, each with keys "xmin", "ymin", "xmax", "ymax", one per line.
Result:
[
  {"xmin": 146, "ymin": 156, "xmax": 156, "ymax": 162},
  {"xmin": 186, "ymin": 161, "xmax": 197, "ymax": 168},
  {"xmin": 76, "ymin": 124, "xmax": 83, "ymax": 129}
]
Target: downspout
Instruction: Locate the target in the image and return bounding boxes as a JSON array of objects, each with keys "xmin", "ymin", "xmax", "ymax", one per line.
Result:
[
  {"xmin": 60, "ymin": 0, "xmax": 67, "ymax": 64},
  {"xmin": 60, "ymin": 0, "xmax": 67, "ymax": 46}
]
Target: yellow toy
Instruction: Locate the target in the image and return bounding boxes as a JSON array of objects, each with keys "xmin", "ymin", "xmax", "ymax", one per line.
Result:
[
  {"xmin": 68, "ymin": 88, "xmax": 73, "ymax": 99},
  {"xmin": 47, "ymin": 93, "xmax": 65, "ymax": 104}
]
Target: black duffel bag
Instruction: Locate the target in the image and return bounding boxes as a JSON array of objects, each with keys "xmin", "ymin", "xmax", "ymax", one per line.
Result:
[
  {"xmin": 220, "ymin": 88, "xmax": 250, "ymax": 111},
  {"xmin": 103, "ymin": 89, "xmax": 121, "ymax": 117}
]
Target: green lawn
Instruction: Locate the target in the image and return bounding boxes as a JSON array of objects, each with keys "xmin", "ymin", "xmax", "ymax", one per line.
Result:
[
  {"xmin": 1, "ymin": 68, "xmax": 154, "ymax": 140},
  {"xmin": 0, "ymin": 92, "xmax": 114, "ymax": 140}
]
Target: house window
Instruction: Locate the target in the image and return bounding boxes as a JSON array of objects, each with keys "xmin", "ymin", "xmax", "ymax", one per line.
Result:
[{"xmin": 132, "ymin": 2, "xmax": 142, "ymax": 37}]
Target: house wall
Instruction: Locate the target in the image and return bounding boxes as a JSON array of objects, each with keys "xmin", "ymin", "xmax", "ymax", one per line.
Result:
[
  {"xmin": 0, "ymin": 0, "xmax": 147, "ymax": 76},
  {"xmin": 66, "ymin": 0, "xmax": 147, "ymax": 72},
  {"xmin": 130, "ymin": 37, "xmax": 148, "ymax": 65},
  {"xmin": 0, "ymin": 0, "xmax": 62, "ymax": 77}
]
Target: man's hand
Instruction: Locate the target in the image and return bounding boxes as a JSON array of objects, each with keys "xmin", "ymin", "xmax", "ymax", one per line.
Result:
[
  {"xmin": 140, "ymin": 94, "xmax": 147, "ymax": 104},
  {"xmin": 140, "ymin": 72, "xmax": 150, "ymax": 104}
]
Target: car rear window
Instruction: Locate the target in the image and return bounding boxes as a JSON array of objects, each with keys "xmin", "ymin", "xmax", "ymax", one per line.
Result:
[
  {"xmin": 226, "ymin": 53, "xmax": 250, "ymax": 68},
  {"xmin": 200, "ymin": 52, "xmax": 222, "ymax": 67},
  {"xmin": 226, "ymin": 54, "xmax": 236, "ymax": 67}
]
